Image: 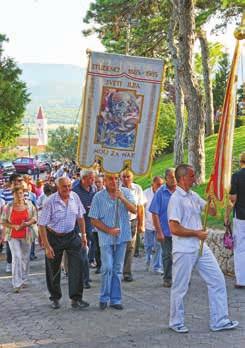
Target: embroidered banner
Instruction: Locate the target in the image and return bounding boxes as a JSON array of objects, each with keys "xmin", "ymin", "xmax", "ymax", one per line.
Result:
[{"xmin": 77, "ymin": 51, "xmax": 163, "ymax": 175}]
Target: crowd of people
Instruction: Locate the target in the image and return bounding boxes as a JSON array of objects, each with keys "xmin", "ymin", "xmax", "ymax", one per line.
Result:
[{"xmin": 0, "ymin": 153, "xmax": 245, "ymax": 334}]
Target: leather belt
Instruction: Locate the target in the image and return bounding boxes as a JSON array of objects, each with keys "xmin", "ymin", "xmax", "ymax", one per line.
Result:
[{"xmin": 47, "ymin": 227, "xmax": 73, "ymax": 237}]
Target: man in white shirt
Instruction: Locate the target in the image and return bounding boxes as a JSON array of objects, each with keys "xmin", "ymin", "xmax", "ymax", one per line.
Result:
[
  {"xmin": 168, "ymin": 164, "xmax": 238, "ymax": 333},
  {"xmin": 121, "ymin": 169, "xmax": 146, "ymax": 282},
  {"xmin": 144, "ymin": 176, "xmax": 163, "ymax": 273}
]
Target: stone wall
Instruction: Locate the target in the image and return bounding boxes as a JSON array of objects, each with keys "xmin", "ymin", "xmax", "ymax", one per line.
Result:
[{"xmin": 206, "ymin": 229, "xmax": 234, "ymax": 275}]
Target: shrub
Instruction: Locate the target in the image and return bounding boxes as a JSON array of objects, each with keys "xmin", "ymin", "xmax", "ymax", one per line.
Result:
[{"xmin": 152, "ymin": 102, "xmax": 176, "ymax": 158}]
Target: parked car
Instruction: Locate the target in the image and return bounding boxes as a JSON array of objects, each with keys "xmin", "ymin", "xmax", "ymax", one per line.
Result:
[
  {"xmin": 0, "ymin": 160, "xmax": 16, "ymax": 178},
  {"xmin": 36, "ymin": 153, "xmax": 52, "ymax": 173},
  {"xmin": 12, "ymin": 157, "xmax": 47, "ymax": 175}
]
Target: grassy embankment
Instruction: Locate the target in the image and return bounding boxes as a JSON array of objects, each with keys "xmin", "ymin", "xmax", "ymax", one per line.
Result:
[{"xmin": 135, "ymin": 126, "xmax": 245, "ymax": 229}]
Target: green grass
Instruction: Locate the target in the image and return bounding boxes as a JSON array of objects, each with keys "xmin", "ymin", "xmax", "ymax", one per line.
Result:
[{"xmin": 135, "ymin": 126, "xmax": 245, "ymax": 228}]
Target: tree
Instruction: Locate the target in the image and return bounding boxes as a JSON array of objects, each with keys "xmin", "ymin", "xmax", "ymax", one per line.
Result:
[
  {"xmin": 83, "ymin": 0, "xmax": 243, "ymax": 182},
  {"xmin": 47, "ymin": 126, "xmax": 78, "ymax": 160},
  {"xmin": 0, "ymin": 34, "xmax": 30, "ymax": 146},
  {"xmin": 152, "ymin": 101, "xmax": 176, "ymax": 158},
  {"xmin": 212, "ymin": 52, "xmax": 230, "ymax": 114}
]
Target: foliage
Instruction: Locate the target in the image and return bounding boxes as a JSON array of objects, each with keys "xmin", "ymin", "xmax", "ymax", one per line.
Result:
[
  {"xmin": 235, "ymin": 117, "xmax": 245, "ymax": 128},
  {"xmin": 194, "ymin": 42, "xmax": 224, "ymax": 86},
  {"xmin": 47, "ymin": 126, "xmax": 78, "ymax": 160},
  {"xmin": 0, "ymin": 34, "xmax": 30, "ymax": 146},
  {"xmin": 212, "ymin": 52, "xmax": 230, "ymax": 113},
  {"xmin": 152, "ymin": 102, "xmax": 176, "ymax": 158},
  {"xmin": 135, "ymin": 126, "xmax": 245, "ymax": 228}
]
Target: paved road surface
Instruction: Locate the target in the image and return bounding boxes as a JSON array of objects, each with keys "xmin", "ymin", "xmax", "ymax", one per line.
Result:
[{"xmin": 0, "ymin": 246, "xmax": 245, "ymax": 348}]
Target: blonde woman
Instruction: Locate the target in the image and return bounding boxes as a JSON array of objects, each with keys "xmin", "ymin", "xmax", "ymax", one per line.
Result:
[{"xmin": 2, "ymin": 186, "xmax": 37, "ymax": 293}]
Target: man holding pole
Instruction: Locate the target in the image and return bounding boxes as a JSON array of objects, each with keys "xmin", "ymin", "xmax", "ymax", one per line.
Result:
[
  {"xmin": 225, "ymin": 152, "xmax": 245, "ymax": 289},
  {"xmin": 89, "ymin": 173, "xmax": 136, "ymax": 310},
  {"xmin": 168, "ymin": 164, "xmax": 238, "ymax": 333}
]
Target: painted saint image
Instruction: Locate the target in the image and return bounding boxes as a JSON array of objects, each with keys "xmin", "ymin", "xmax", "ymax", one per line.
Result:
[{"xmin": 96, "ymin": 88, "xmax": 143, "ymax": 150}]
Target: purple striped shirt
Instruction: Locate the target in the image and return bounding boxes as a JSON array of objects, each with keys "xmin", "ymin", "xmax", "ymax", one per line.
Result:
[{"xmin": 38, "ymin": 191, "xmax": 85, "ymax": 233}]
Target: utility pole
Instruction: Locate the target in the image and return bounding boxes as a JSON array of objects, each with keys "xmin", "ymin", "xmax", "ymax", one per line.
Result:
[{"xmin": 27, "ymin": 117, "xmax": 31, "ymax": 157}]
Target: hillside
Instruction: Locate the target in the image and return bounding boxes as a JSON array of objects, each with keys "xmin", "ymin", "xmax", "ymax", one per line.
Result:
[
  {"xmin": 19, "ymin": 63, "xmax": 85, "ymax": 124},
  {"xmin": 135, "ymin": 126, "xmax": 245, "ymax": 228}
]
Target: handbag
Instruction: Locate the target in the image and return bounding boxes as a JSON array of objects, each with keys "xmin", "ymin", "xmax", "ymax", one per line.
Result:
[{"xmin": 223, "ymin": 223, "xmax": 233, "ymax": 250}]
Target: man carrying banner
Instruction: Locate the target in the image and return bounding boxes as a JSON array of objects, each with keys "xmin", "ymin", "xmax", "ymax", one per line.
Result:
[
  {"xmin": 89, "ymin": 173, "xmax": 136, "ymax": 310},
  {"xmin": 168, "ymin": 164, "xmax": 238, "ymax": 333},
  {"xmin": 225, "ymin": 152, "xmax": 245, "ymax": 289}
]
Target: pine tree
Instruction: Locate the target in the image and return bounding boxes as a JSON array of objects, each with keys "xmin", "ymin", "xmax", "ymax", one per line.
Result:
[{"xmin": 0, "ymin": 34, "xmax": 30, "ymax": 147}]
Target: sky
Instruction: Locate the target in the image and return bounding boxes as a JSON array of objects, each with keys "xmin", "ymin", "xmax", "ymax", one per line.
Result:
[
  {"xmin": 0, "ymin": 0, "xmax": 104, "ymax": 67},
  {"xmin": 0, "ymin": 0, "xmax": 241, "ymax": 68}
]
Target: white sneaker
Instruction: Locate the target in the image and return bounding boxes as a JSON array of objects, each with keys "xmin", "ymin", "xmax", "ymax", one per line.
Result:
[
  {"xmin": 170, "ymin": 325, "xmax": 189, "ymax": 333},
  {"xmin": 211, "ymin": 320, "xmax": 239, "ymax": 332},
  {"xmin": 5, "ymin": 263, "xmax": 11, "ymax": 273}
]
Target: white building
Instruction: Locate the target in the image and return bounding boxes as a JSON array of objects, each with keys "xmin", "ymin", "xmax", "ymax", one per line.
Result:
[{"xmin": 36, "ymin": 106, "xmax": 48, "ymax": 146}]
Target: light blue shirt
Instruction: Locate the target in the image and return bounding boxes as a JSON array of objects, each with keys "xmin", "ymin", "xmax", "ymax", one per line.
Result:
[
  {"xmin": 88, "ymin": 187, "xmax": 136, "ymax": 246},
  {"xmin": 38, "ymin": 191, "xmax": 85, "ymax": 233}
]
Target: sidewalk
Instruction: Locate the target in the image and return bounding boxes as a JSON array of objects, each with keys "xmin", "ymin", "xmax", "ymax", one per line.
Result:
[{"xmin": 0, "ymin": 246, "xmax": 245, "ymax": 348}]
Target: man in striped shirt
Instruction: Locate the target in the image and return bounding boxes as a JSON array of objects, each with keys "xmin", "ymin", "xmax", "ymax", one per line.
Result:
[
  {"xmin": 89, "ymin": 173, "xmax": 136, "ymax": 310},
  {"xmin": 39, "ymin": 177, "xmax": 89, "ymax": 310}
]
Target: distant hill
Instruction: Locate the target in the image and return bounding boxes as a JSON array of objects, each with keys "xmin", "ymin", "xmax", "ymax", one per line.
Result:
[{"xmin": 19, "ymin": 63, "xmax": 85, "ymax": 125}]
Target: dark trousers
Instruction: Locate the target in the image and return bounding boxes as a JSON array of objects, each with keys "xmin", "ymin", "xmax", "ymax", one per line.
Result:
[
  {"xmin": 93, "ymin": 232, "xmax": 101, "ymax": 269},
  {"xmin": 6, "ymin": 242, "xmax": 12, "ymax": 264},
  {"xmin": 30, "ymin": 241, "xmax": 35, "ymax": 258},
  {"xmin": 81, "ymin": 246, "xmax": 90, "ymax": 284},
  {"xmin": 123, "ymin": 218, "xmax": 137, "ymax": 277},
  {"xmin": 45, "ymin": 231, "xmax": 83, "ymax": 301},
  {"xmin": 88, "ymin": 231, "xmax": 95, "ymax": 263},
  {"xmin": 160, "ymin": 237, "xmax": 172, "ymax": 281}
]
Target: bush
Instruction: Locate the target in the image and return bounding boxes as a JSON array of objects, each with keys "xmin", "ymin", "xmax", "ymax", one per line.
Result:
[
  {"xmin": 152, "ymin": 102, "xmax": 176, "ymax": 158},
  {"xmin": 235, "ymin": 116, "xmax": 245, "ymax": 128}
]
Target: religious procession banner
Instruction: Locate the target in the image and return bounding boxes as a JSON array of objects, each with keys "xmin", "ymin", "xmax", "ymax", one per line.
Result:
[
  {"xmin": 77, "ymin": 51, "xmax": 164, "ymax": 175},
  {"xmin": 206, "ymin": 39, "xmax": 241, "ymax": 203}
]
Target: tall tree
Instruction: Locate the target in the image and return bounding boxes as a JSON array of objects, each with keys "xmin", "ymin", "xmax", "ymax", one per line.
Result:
[
  {"xmin": 0, "ymin": 34, "xmax": 30, "ymax": 147},
  {"xmin": 48, "ymin": 126, "xmax": 78, "ymax": 160},
  {"xmin": 167, "ymin": 4, "xmax": 185, "ymax": 165},
  {"xmin": 197, "ymin": 30, "xmax": 214, "ymax": 135},
  {"xmin": 172, "ymin": 0, "xmax": 206, "ymax": 183},
  {"xmin": 213, "ymin": 52, "xmax": 230, "ymax": 114}
]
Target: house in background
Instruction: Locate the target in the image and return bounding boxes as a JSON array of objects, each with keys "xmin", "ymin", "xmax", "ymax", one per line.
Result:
[{"xmin": 16, "ymin": 106, "xmax": 48, "ymax": 155}]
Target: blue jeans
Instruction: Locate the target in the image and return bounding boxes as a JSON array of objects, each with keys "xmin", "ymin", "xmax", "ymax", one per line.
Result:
[
  {"xmin": 100, "ymin": 242, "xmax": 127, "ymax": 304},
  {"xmin": 144, "ymin": 229, "xmax": 162, "ymax": 271}
]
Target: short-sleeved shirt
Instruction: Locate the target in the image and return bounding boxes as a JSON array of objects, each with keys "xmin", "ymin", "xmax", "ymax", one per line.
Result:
[
  {"xmin": 1, "ymin": 188, "xmax": 13, "ymax": 203},
  {"xmin": 38, "ymin": 191, "xmax": 85, "ymax": 234},
  {"xmin": 149, "ymin": 184, "xmax": 173, "ymax": 237},
  {"xmin": 144, "ymin": 187, "xmax": 155, "ymax": 230},
  {"xmin": 121, "ymin": 183, "xmax": 146, "ymax": 220},
  {"xmin": 167, "ymin": 186, "xmax": 206, "ymax": 253},
  {"xmin": 88, "ymin": 187, "xmax": 136, "ymax": 246},
  {"xmin": 72, "ymin": 183, "xmax": 96, "ymax": 233},
  {"xmin": 230, "ymin": 168, "xmax": 245, "ymax": 220}
]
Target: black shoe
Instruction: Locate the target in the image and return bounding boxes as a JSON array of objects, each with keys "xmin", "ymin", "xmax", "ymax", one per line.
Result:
[
  {"xmin": 99, "ymin": 302, "xmax": 107, "ymax": 310},
  {"xmin": 124, "ymin": 275, "xmax": 133, "ymax": 282},
  {"xmin": 84, "ymin": 282, "xmax": 91, "ymax": 289},
  {"xmin": 51, "ymin": 300, "xmax": 60, "ymax": 309},
  {"xmin": 95, "ymin": 268, "xmax": 101, "ymax": 274},
  {"xmin": 163, "ymin": 280, "xmax": 172, "ymax": 288},
  {"xmin": 71, "ymin": 299, "xmax": 90, "ymax": 309},
  {"xmin": 110, "ymin": 304, "xmax": 123, "ymax": 310},
  {"xmin": 134, "ymin": 252, "xmax": 139, "ymax": 257},
  {"xmin": 30, "ymin": 255, "xmax": 37, "ymax": 261}
]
